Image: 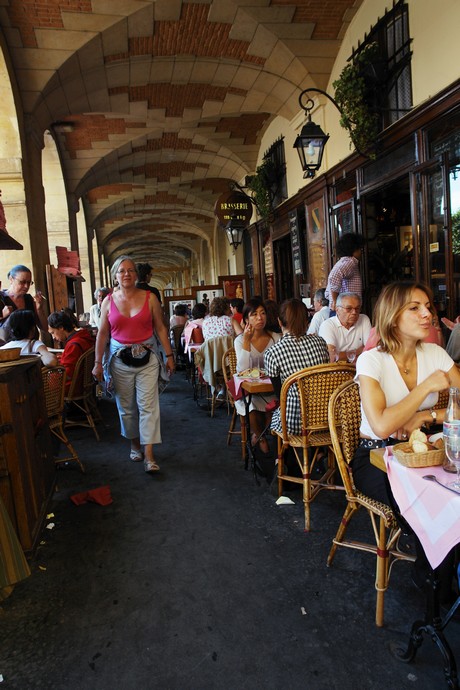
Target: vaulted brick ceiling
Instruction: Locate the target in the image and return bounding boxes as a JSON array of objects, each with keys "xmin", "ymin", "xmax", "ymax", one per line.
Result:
[{"xmin": 0, "ymin": 0, "xmax": 362, "ymax": 286}]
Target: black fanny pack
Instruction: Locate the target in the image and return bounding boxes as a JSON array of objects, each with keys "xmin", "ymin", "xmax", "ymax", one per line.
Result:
[{"xmin": 118, "ymin": 344, "xmax": 151, "ymax": 368}]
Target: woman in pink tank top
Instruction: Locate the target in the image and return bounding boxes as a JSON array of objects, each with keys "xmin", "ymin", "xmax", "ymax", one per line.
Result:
[{"xmin": 92, "ymin": 256, "xmax": 174, "ymax": 473}]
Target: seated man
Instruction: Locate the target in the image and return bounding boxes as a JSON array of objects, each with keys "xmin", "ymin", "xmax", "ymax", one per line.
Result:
[
  {"xmin": 446, "ymin": 323, "xmax": 460, "ymax": 363},
  {"xmin": 318, "ymin": 291, "xmax": 371, "ymax": 361},
  {"xmin": 307, "ymin": 287, "xmax": 330, "ymax": 335}
]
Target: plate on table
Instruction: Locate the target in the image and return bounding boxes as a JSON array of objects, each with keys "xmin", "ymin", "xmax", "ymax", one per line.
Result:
[
  {"xmin": 237, "ymin": 367, "xmax": 267, "ymax": 379},
  {"xmin": 428, "ymin": 432, "xmax": 444, "ymax": 446}
]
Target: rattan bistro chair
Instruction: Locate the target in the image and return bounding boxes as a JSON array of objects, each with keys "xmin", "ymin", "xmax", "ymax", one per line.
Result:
[
  {"xmin": 326, "ymin": 379, "xmax": 415, "ymax": 627},
  {"xmin": 273, "ymin": 362, "xmax": 356, "ymax": 531},
  {"xmin": 64, "ymin": 347, "xmax": 101, "ymax": 441},
  {"xmin": 222, "ymin": 346, "xmax": 247, "ymax": 460},
  {"xmin": 41, "ymin": 366, "xmax": 84, "ymax": 472}
]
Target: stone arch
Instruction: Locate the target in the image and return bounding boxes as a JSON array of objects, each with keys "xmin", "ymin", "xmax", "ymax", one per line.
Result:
[
  {"xmin": 0, "ymin": 42, "xmax": 29, "ymax": 283},
  {"xmin": 42, "ymin": 130, "xmax": 71, "ymax": 269}
]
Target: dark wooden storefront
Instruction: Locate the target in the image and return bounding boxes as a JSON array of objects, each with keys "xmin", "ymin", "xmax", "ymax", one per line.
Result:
[{"xmin": 254, "ymin": 78, "xmax": 460, "ymax": 324}]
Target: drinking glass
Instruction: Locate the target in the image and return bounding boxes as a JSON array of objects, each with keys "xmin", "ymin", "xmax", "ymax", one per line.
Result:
[
  {"xmin": 329, "ymin": 346, "xmax": 339, "ymax": 363},
  {"xmin": 444, "ymin": 421, "xmax": 460, "ymax": 489},
  {"xmin": 346, "ymin": 349, "xmax": 357, "ymax": 364}
]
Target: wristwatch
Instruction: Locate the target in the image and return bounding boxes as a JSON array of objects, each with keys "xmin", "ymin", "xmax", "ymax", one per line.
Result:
[{"xmin": 429, "ymin": 408, "xmax": 437, "ymax": 423}]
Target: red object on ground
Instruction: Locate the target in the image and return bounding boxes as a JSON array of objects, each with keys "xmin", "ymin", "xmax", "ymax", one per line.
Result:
[{"xmin": 70, "ymin": 486, "xmax": 113, "ymax": 506}]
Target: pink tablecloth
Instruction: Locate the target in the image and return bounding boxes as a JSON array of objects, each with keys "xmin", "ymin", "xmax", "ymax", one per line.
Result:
[
  {"xmin": 232, "ymin": 374, "xmax": 272, "ymax": 400},
  {"xmin": 385, "ymin": 447, "xmax": 460, "ymax": 569}
]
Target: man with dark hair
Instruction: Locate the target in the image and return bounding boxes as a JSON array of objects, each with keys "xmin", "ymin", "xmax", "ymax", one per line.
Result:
[
  {"xmin": 136, "ymin": 262, "xmax": 162, "ymax": 305},
  {"xmin": 325, "ymin": 233, "xmax": 365, "ymax": 313}
]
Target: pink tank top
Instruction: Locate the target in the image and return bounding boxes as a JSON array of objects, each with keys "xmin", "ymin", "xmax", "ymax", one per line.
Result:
[{"xmin": 108, "ymin": 292, "xmax": 154, "ymax": 344}]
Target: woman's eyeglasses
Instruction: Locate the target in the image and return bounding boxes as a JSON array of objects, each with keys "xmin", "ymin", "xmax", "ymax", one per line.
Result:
[
  {"xmin": 14, "ymin": 278, "xmax": 33, "ymax": 286},
  {"xmin": 116, "ymin": 269, "xmax": 136, "ymax": 275}
]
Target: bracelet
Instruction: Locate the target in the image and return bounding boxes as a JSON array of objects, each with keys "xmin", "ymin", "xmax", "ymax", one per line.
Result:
[
  {"xmin": 95, "ymin": 361, "xmax": 102, "ymax": 365},
  {"xmin": 165, "ymin": 353, "xmax": 174, "ymax": 357}
]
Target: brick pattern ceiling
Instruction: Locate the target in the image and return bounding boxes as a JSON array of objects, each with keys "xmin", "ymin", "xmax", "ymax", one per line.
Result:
[{"xmin": 0, "ymin": 0, "xmax": 362, "ymax": 285}]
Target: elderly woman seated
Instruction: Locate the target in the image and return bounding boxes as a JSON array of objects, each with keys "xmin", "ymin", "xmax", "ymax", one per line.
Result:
[{"xmin": 202, "ymin": 297, "xmax": 234, "ymax": 339}]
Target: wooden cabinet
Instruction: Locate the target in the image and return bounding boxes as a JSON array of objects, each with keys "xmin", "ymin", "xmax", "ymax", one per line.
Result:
[{"xmin": 0, "ymin": 358, "xmax": 55, "ymax": 554}]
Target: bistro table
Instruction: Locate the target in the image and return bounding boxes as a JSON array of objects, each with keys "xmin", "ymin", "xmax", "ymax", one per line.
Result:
[
  {"xmin": 234, "ymin": 375, "xmax": 274, "ymax": 481},
  {"xmin": 371, "ymin": 446, "xmax": 460, "ymax": 689}
]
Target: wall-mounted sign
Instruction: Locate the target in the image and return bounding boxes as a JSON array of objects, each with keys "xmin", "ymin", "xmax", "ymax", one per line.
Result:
[
  {"xmin": 289, "ymin": 209, "xmax": 303, "ymax": 275},
  {"xmin": 214, "ymin": 191, "xmax": 253, "ymax": 226}
]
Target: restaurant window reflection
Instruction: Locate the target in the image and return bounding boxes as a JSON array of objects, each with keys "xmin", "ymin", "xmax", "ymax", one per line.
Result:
[{"xmin": 361, "ymin": 177, "xmax": 412, "ymax": 311}]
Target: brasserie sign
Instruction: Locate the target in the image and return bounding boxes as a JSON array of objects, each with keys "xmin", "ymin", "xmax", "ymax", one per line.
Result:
[{"xmin": 214, "ymin": 191, "xmax": 253, "ymax": 227}]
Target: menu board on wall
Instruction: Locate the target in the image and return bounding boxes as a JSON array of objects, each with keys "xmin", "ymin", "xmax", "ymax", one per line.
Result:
[
  {"xmin": 306, "ymin": 198, "xmax": 328, "ymax": 293},
  {"xmin": 289, "ymin": 210, "xmax": 303, "ymax": 275}
]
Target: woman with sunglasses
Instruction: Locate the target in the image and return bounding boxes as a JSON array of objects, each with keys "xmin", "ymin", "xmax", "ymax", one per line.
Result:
[
  {"xmin": 92, "ymin": 255, "xmax": 173, "ymax": 474},
  {"xmin": 0, "ymin": 264, "xmax": 47, "ymax": 340}
]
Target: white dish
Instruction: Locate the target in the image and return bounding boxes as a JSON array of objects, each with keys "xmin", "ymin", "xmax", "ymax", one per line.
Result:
[{"xmin": 428, "ymin": 432, "xmax": 443, "ymax": 444}]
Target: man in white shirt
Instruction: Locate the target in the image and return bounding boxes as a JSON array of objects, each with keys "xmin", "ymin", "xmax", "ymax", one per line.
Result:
[
  {"xmin": 307, "ymin": 288, "xmax": 330, "ymax": 335},
  {"xmin": 318, "ymin": 292, "xmax": 371, "ymax": 361}
]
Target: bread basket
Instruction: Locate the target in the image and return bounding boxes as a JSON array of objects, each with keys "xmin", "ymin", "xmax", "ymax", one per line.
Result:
[
  {"xmin": 0, "ymin": 347, "xmax": 22, "ymax": 362},
  {"xmin": 393, "ymin": 442, "xmax": 444, "ymax": 468}
]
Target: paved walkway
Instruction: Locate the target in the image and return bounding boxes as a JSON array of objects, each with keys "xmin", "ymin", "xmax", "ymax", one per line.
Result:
[{"xmin": 1, "ymin": 372, "xmax": 459, "ymax": 689}]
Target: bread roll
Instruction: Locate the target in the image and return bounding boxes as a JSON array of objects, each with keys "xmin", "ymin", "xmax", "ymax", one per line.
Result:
[
  {"xmin": 409, "ymin": 428, "xmax": 427, "ymax": 446},
  {"xmin": 412, "ymin": 440, "xmax": 429, "ymax": 453}
]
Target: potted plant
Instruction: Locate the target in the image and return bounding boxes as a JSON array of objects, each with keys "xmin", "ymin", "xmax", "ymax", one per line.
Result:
[
  {"xmin": 246, "ymin": 159, "xmax": 277, "ymax": 221},
  {"xmin": 332, "ymin": 42, "xmax": 383, "ymax": 158}
]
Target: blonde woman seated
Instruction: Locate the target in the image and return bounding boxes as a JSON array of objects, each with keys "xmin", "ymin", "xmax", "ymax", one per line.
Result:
[
  {"xmin": 354, "ymin": 281, "xmax": 460, "ymax": 601},
  {"xmin": 0, "ymin": 309, "xmax": 57, "ymax": 366},
  {"xmin": 234, "ymin": 297, "xmax": 281, "ymax": 453}
]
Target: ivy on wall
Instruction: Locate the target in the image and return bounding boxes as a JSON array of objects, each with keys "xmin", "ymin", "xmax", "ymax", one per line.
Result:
[{"xmin": 332, "ymin": 42, "xmax": 382, "ymax": 158}]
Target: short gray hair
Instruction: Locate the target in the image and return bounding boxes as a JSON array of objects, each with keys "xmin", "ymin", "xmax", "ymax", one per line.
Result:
[
  {"xmin": 314, "ymin": 288, "xmax": 328, "ymax": 306},
  {"xmin": 93, "ymin": 286, "xmax": 111, "ymax": 300},
  {"xmin": 336, "ymin": 292, "xmax": 361, "ymax": 307},
  {"xmin": 8, "ymin": 265, "xmax": 31, "ymax": 280}
]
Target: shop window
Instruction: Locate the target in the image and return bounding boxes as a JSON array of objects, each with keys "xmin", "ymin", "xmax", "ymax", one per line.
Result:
[
  {"xmin": 353, "ymin": 0, "xmax": 412, "ymax": 130},
  {"xmin": 330, "ymin": 175, "xmax": 357, "ymax": 241},
  {"xmin": 263, "ymin": 137, "xmax": 287, "ymax": 208}
]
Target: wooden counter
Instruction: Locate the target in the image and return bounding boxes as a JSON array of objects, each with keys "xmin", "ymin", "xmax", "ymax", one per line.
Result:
[{"xmin": 0, "ymin": 357, "xmax": 55, "ymax": 554}]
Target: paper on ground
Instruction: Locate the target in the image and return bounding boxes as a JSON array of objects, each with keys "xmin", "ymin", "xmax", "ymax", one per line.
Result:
[{"xmin": 276, "ymin": 496, "xmax": 295, "ymax": 505}]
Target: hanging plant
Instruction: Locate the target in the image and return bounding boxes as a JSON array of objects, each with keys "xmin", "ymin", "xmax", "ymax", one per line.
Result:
[
  {"xmin": 332, "ymin": 42, "xmax": 383, "ymax": 158},
  {"xmin": 452, "ymin": 209, "xmax": 460, "ymax": 254},
  {"xmin": 246, "ymin": 159, "xmax": 277, "ymax": 221}
]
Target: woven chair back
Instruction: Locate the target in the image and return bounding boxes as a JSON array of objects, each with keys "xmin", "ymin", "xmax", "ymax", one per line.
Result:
[
  {"xmin": 436, "ymin": 387, "xmax": 449, "ymax": 410},
  {"xmin": 66, "ymin": 347, "xmax": 95, "ymax": 401},
  {"xmin": 41, "ymin": 366, "xmax": 66, "ymax": 419},
  {"xmin": 222, "ymin": 347, "xmax": 237, "ymax": 378},
  {"xmin": 280, "ymin": 362, "xmax": 355, "ymax": 441},
  {"xmin": 328, "ymin": 379, "xmax": 361, "ymax": 495},
  {"xmin": 222, "ymin": 347, "xmax": 236, "ymax": 402}
]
